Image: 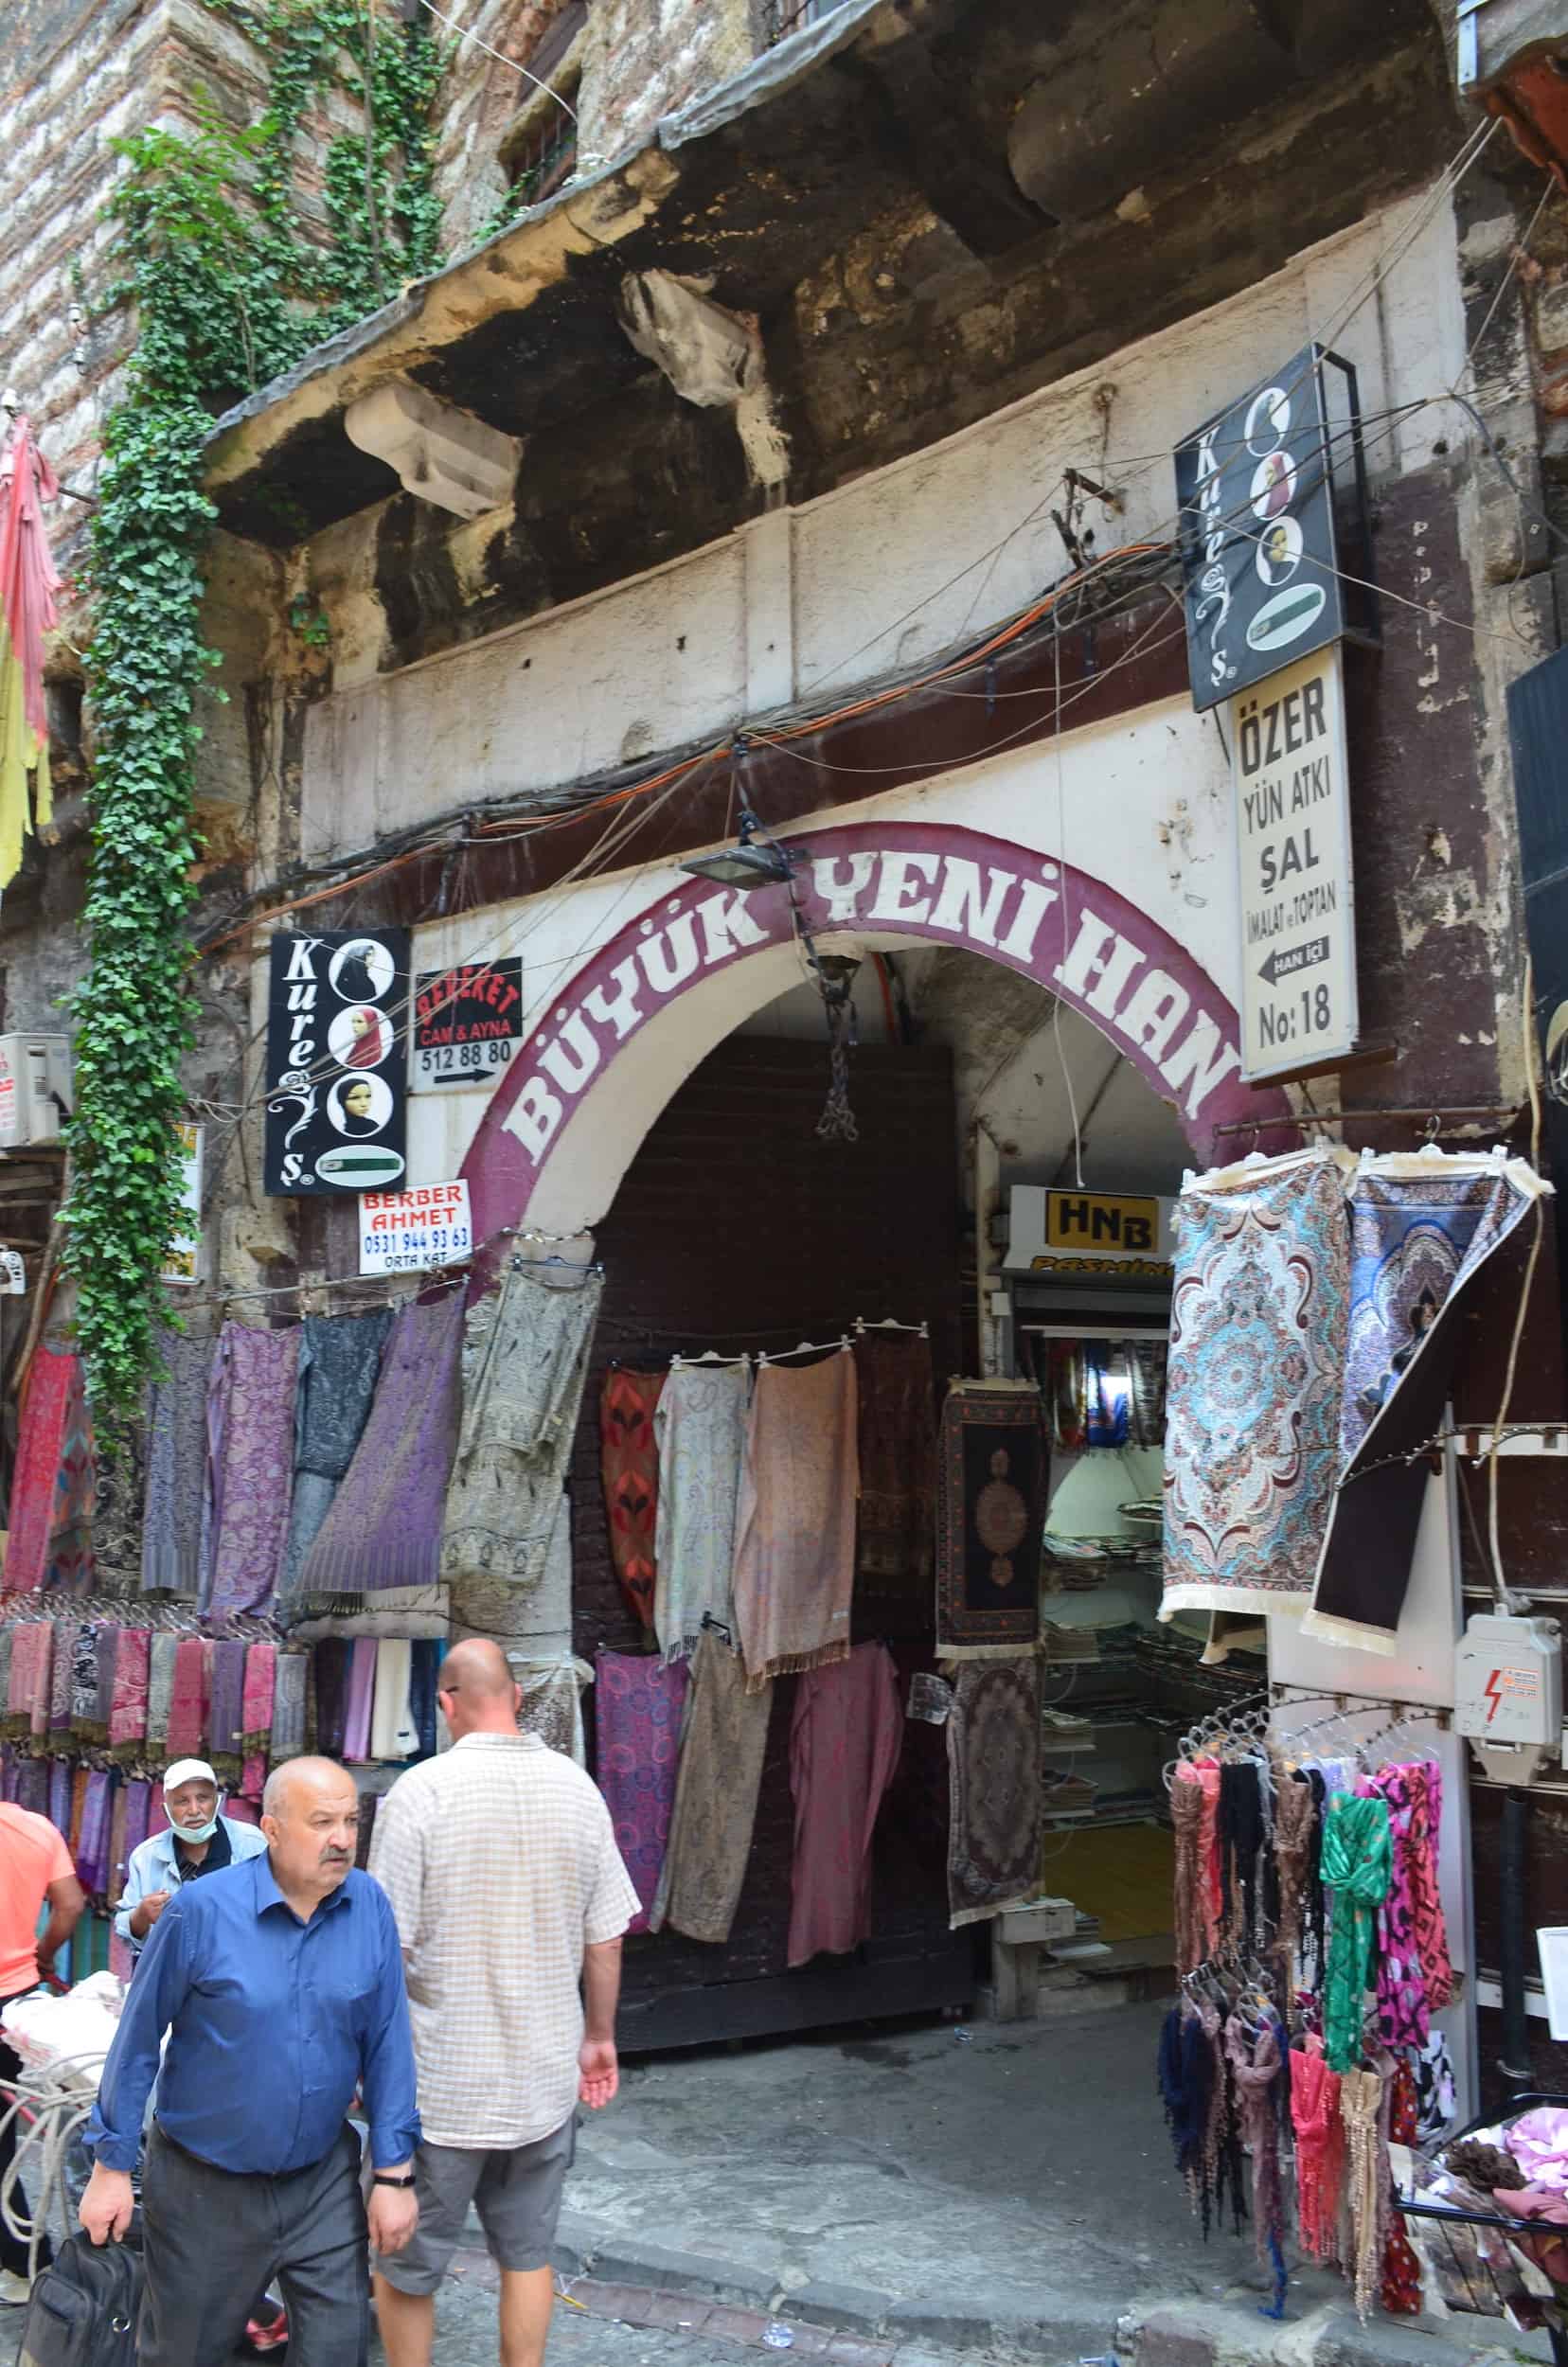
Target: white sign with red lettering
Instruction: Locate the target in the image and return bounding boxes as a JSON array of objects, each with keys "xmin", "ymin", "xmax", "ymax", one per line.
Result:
[{"xmin": 358, "ymin": 1180, "xmax": 472, "ymax": 1274}]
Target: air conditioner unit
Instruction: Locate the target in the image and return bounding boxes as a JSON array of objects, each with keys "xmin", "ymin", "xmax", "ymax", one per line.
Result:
[{"xmin": 0, "ymin": 1035, "xmax": 71, "ymax": 1149}]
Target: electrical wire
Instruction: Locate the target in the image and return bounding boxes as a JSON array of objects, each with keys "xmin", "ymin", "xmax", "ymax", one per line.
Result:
[{"xmin": 416, "ymin": 0, "xmax": 579, "ymax": 121}]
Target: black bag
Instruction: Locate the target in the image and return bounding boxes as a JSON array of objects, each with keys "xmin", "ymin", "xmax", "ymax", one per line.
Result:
[{"xmin": 15, "ymin": 2234, "xmax": 142, "ymax": 2367}]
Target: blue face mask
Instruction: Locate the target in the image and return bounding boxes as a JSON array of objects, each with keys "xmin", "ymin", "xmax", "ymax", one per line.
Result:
[{"xmin": 169, "ymin": 1806, "xmax": 221, "ymax": 1845}]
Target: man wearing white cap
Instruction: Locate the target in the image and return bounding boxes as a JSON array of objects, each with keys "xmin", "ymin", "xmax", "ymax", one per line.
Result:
[{"xmin": 115, "ymin": 1759, "xmax": 268, "ymax": 1964}]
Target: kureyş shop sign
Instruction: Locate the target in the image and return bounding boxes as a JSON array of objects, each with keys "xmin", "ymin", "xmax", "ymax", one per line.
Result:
[
  {"xmin": 1174, "ymin": 344, "xmax": 1358, "ymax": 714},
  {"xmin": 264, "ymin": 930, "xmax": 411, "ymax": 1195}
]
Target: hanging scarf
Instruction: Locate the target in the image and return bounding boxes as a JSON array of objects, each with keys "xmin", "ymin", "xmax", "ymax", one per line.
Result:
[
  {"xmin": 1273, "ymin": 1768, "xmax": 1315, "ymax": 1968},
  {"xmin": 49, "ymin": 1618, "xmax": 77, "ymax": 1738},
  {"xmin": 165, "ymin": 1636, "xmax": 206, "ymax": 1760},
  {"xmin": 1412, "ymin": 1759, "xmax": 1453, "ymax": 2009},
  {"xmin": 1302, "ymin": 1767, "xmax": 1328, "ymax": 1989},
  {"xmin": 0, "ymin": 1631, "xmax": 12, "ymax": 1737},
  {"xmin": 27, "ymin": 1620, "xmax": 52, "ymax": 1741},
  {"xmin": 241, "ymin": 1643, "xmax": 276, "ymax": 1799},
  {"xmin": 600, "ymin": 1366, "xmax": 664, "ymax": 1630},
  {"xmin": 343, "ymin": 1637, "xmax": 376, "ymax": 1762},
  {"xmin": 1340, "ymin": 2066, "xmax": 1386, "ymax": 2323},
  {"xmin": 409, "ymin": 1638, "xmax": 442, "ymax": 1760},
  {"xmin": 1322, "ymin": 1793, "xmax": 1392, "ymax": 2072},
  {"xmin": 47, "ymin": 1756, "xmax": 70, "ymax": 1838},
  {"xmin": 1290, "ymin": 2039, "xmax": 1344, "ymax": 2262},
  {"xmin": 1226, "ymin": 2013, "xmax": 1286, "ymax": 2287},
  {"xmin": 312, "ymin": 1637, "xmax": 352, "ymax": 1756},
  {"xmin": 147, "ymin": 1632, "xmax": 179, "ymax": 1763},
  {"xmin": 70, "ymin": 1621, "xmax": 101, "ymax": 1741},
  {"xmin": 108, "ymin": 1627, "xmax": 151, "ymax": 1763},
  {"xmin": 1171, "ymin": 1772, "xmax": 1206, "ymax": 1977},
  {"xmin": 1157, "ymin": 2002, "xmax": 1214, "ymax": 2212},
  {"xmin": 5, "ymin": 1621, "xmax": 46, "ymax": 1739},
  {"xmin": 123, "ymin": 1778, "xmax": 152, "ymax": 1867},
  {"xmin": 1381, "ymin": 2055, "xmax": 1423, "ymax": 2315},
  {"xmin": 75, "ymin": 1771, "xmax": 113, "ymax": 1895},
  {"xmin": 1218, "ymin": 1760, "xmax": 1265, "ymax": 1954},
  {"xmin": 270, "ymin": 1652, "xmax": 308, "ymax": 1765},
  {"xmin": 107, "ymin": 1783, "xmax": 131, "ymax": 1911},
  {"xmin": 207, "ymin": 1639, "xmax": 246, "ymax": 1784}
]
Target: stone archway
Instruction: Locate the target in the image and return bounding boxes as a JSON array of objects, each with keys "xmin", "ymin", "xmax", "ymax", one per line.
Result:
[{"xmin": 461, "ymin": 818, "xmax": 1292, "ymax": 1245}]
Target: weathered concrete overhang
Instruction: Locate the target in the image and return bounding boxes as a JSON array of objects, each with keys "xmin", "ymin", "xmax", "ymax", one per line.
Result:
[{"xmin": 206, "ymin": 0, "xmax": 1462, "ymax": 557}]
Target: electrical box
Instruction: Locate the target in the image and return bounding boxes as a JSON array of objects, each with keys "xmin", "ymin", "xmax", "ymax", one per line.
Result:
[
  {"xmin": 0, "ymin": 1035, "xmax": 70, "ymax": 1150},
  {"xmin": 1455, "ymin": 1611, "xmax": 1563, "ymax": 1784}
]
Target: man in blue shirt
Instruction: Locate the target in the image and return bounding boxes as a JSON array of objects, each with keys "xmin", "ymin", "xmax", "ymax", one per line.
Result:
[{"xmin": 78, "ymin": 1756, "xmax": 421, "ymax": 2367}]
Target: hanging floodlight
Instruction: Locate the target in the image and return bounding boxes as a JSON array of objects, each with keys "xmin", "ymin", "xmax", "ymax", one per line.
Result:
[{"xmin": 679, "ymin": 805, "xmax": 797, "ymax": 891}]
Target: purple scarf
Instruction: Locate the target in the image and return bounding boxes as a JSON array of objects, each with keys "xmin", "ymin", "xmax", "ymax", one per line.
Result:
[
  {"xmin": 207, "ymin": 1639, "xmax": 247, "ymax": 1782},
  {"xmin": 298, "ymin": 1296, "xmax": 464, "ymax": 1592},
  {"xmin": 123, "ymin": 1780, "xmax": 152, "ymax": 1864},
  {"xmin": 343, "ymin": 1639, "xmax": 377, "ymax": 1762},
  {"xmin": 206, "ymin": 1323, "xmax": 300, "ymax": 1616},
  {"xmin": 594, "ymin": 1651, "xmax": 689, "ymax": 1934},
  {"xmin": 75, "ymin": 1771, "xmax": 113, "ymax": 1895},
  {"xmin": 48, "ymin": 1756, "xmax": 71, "ymax": 1837}
]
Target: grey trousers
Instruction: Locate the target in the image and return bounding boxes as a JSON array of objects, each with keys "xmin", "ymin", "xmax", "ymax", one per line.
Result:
[{"xmin": 139, "ymin": 2120, "xmax": 368, "ymax": 2367}]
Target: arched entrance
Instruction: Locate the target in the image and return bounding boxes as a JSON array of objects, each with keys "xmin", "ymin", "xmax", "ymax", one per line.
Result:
[{"xmin": 460, "ymin": 819, "xmax": 1292, "ymax": 1244}]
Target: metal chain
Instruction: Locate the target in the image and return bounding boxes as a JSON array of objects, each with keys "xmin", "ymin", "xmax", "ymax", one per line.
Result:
[{"xmin": 815, "ymin": 977, "xmax": 859, "ymax": 1144}]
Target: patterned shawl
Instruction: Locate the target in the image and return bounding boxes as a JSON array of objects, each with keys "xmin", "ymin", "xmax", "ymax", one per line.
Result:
[
  {"xmin": 511, "ymin": 1653, "xmax": 594, "ymax": 1765},
  {"xmin": 303, "ymin": 1296, "xmax": 465, "ymax": 1593},
  {"xmin": 0, "ymin": 1629, "xmax": 12, "ymax": 1735},
  {"xmin": 241, "ymin": 1643, "xmax": 276, "ymax": 1798},
  {"xmin": 1305, "ymin": 1151, "xmax": 1544, "ymax": 1651},
  {"xmin": 599, "ymin": 1366, "xmax": 664, "ymax": 1630},
  {"xmin": 652, "ymin": 1363, "xmax": 746, "ymax": 1665},
  {"xmin": 1161, "ymin": 1149, "xmax": 1350, "ymax": 1625},
  {"xmin": 1322, "ymin": 1793, "xmax": 1393, "ymax": 2073},
  {"xmin": 109, "ymin": 1627, "xmax": 151, "ymax": 1762},
  {"xmin": 142, "ymin": 1327, "xmax": 215, "ymax": 1595},
  {"xmin": 312, "ymin": 1637, "xmax": 352, "ymax": 1756},
  {"xmin": 442, "ymin": 1267, "xmax": 603, "ymax": 1593},
  {"xmin": 278, "ymin": 1308, "xmax": 393, "ymax": 1596},
  {"xmin": 76, "ymin": 1771, "xmax": 113, "ymax": 1895},
  {"xmin": 3, "ymin": 1344, "xmax": 89, "ymax": 1593},
  {"xmin": 147, "ymin": 1632, "xmax": 180, "ymax": 1761},
  {"xmin": 70, "ymin": 1621, "xmax": 101, "ymax": 1740},
  {"xmin": 107, "ymin": 1783, "xmax": 131, "ymax": 1912},
  {"xmin": 594, "ymin": 1649, "xmax": 688, "ymax": 1933},
  {"xmin": 854, "ymin": 1328, "xmax": 936, "ymax": 1580},
  {"xmin": 731, "ymin": 1350, "xmax": 858, "ymax": 1691},
  {"xmin": 207, "ymin": 1639, "xmax": 247, "ymax": 1783},
  {"xmin": 650, "ymin": 1629, "xmax": 770, "ymax": 1945},
  {"xmin": 48, "ymin": 1619, "xmax": 77, "ymax": 1738},
  {"xmin": 6, "ymin": 1622, "xmax": 47, "ymax": 1740},
  {"xmin": 165, "ymin": 1636, "xmax": 206, "ymax": 1760},
  {"xmin": 270, "ymin": 1651, "xmax": 309, "ymax": 1764},
  {"xmin": 206, "ymin": 1323, "xmax": 299, "ymax": 1617}
]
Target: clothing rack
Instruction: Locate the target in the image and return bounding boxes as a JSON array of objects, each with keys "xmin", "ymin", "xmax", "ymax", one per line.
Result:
[
  {"xmin": 0, "ymin": 1595, "xmax": 281, "ymax": 1642},
  {"xmin": 1269, "ymin": 1681, "xmax": 1453, "ymax": 1732},
  {"xmin": 667, "ymin": 1315, "xmax": 928, "ymax": 1370},
  {"xmin": 1211, "ymin": 1104, "xmax": 1519, "ymax": 1143}
]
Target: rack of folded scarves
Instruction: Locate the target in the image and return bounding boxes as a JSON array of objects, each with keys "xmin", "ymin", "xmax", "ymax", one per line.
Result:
[
  {"xmin": 0, "ymin": 1600, "xmax": 447, "ymax": 1976},
  {"xmin": 1158, "ymin": 1707, "xmax": 1461, "ymax": 2326}
]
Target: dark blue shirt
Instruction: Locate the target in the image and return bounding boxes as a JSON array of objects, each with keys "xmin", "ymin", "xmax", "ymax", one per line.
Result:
[{"xmin": 86, "ymin": 1855, "xmax": 420, "ymax": 2176}]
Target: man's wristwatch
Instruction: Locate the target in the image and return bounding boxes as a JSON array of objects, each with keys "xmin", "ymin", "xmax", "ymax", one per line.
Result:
[{"xmin": 373, "ymin": 2172, "xmax": 416, "ymax": 2189}]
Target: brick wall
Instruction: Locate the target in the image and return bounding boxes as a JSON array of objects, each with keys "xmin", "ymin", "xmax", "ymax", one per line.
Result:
[{"xmin": 561, "ymin": 1033, "xmax": 971, "ymax": 2039}]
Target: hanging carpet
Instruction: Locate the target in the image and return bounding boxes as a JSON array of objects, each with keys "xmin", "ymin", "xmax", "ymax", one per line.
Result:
[
  {"xmin": 278, "ymin": 1308, "xmax": 393, "ymax": 1599},
  {"xmin": 945, "ymin": 1654, "xmax": 1042, "ymax": 1929},
  {"xmin": 854, "ymin": 1328, "xmax": 936, "ymax": 1580},
  {"xmin": 141, "ymin": 1327, "xmax": 213, "ymax": 1596},
  {"xmin": 935, "ymin": 1379, "xmax": 1045, "ymax": 1660},
  {"xmin": 302, "ymin": 1293, "xmax": 464, "ymax": 1593},
  {"xmin": 205, "ymin": 1323, "xmax": 298, "ymax": 1617}
]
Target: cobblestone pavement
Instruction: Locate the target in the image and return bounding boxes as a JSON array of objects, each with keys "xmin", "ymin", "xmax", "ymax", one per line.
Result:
[{"xmin": 404, "ymin": 2250, "xmax": 949, "ymax": 2367}]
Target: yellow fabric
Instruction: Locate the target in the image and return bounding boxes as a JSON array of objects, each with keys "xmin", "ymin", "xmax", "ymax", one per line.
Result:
[
  {"xmin": 0, "ymin": 632, "xmax": 50, "ymax": 888},
  {"xmin": 1042, "ymin": 1822, "xmax": 1174, "ymax": 1941}
]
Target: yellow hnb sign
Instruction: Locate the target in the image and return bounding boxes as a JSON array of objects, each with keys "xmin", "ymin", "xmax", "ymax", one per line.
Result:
[{"xmin": 1044, "ymin": 1192, "xmax": 1159, "ymax": 1253}]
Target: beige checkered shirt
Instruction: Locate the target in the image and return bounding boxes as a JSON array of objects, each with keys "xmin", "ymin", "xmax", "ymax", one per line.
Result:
[{"xmin": 369, "ymin": 1732, "xmax": 640, "ymax": 2147}]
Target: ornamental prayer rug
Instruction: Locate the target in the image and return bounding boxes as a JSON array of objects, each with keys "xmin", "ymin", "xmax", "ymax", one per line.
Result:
[
  {"xmin": 1160, "ymin": 1148, "xmax": 1351, "ymax": 1628},
  {"xmin": 1304, "ymin": 1149, "xmax": 1545, "ymax": 1653},
  {"xmin": 935, "ymin": 1379, "xmax": 1046, "ymax": 1660},
  {"xmin": 945, "ymin": 1655, "xmax": 1042, "ymax": 1929}
]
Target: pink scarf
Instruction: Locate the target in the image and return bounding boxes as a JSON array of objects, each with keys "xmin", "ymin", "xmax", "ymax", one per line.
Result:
[
  {"xmin": 109, "ymin": 1628, "xmax": 151, "ymax": 1758},
  {"xmin": 241, "ymin": 1644, "xmax": 276, "ymax": 1800},
  {"xmin": 165, "ymin": 1637, "xmax": 206, "ymax": 1759}
]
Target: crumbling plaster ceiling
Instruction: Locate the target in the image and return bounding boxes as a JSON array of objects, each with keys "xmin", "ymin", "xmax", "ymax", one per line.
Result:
[{"xmin": 205, "ymin": 0, "xmax": 1462, "ymax": 563}]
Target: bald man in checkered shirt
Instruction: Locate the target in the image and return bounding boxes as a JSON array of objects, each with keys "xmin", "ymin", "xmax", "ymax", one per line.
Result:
[{"xmin": 368, "ymin": 1638, "xmax": 639, "ymax": 2367}]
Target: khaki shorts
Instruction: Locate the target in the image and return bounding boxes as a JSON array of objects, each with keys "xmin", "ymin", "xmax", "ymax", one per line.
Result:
[{"xmin": 373, "ymin": 2115, "xmax": 578, "ymax": 2292}]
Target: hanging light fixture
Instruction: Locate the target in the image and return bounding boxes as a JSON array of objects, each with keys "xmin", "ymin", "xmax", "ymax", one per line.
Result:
[{"xmin": 679, "ymin": 803, "xmax": 797, "ymax": 891}]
